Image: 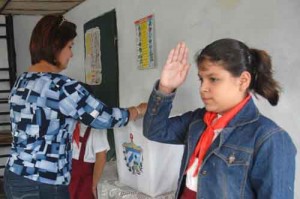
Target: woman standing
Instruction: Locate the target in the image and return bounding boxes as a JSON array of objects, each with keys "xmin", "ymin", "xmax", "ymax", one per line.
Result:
[{"xmin": 4, "ymin": 15, "xmax": 146, "ymax": 198}]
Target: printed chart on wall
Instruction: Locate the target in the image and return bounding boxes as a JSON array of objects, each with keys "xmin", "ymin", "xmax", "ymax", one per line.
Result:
[
  {"xmin": 135, "ymin": 14, "xmax": 155, "ymax": 70},
  {"xmin": 84, "ymin": 27, "xmax": 102, "ymax": 85}
]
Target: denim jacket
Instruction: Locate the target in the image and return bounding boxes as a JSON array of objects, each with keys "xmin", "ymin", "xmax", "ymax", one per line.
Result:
[{"xmin": 143, "ymin": 85, "xmax": 296, "ymax": 199}]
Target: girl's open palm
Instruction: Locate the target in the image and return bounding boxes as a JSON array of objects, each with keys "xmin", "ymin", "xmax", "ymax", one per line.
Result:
[{"xmin": 159, "ymin": 42, "xmax": 190, "ymax": 93}]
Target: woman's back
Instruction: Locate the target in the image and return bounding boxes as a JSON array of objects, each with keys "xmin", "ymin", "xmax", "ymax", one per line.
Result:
[{"xmin": 8, "ymin": 72, "xmax": 129, "ymax": 185}]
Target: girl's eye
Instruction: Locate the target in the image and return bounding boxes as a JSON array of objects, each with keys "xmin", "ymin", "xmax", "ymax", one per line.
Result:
[
  {"xmin": 210, "ymin": 77, "xmax": 218, "ymax": 82},
  {"xmin": 198, "ymin": 77, "xmax": 203, "ymax": 83}
]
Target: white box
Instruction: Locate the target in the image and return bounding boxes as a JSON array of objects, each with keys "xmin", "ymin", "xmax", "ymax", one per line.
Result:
[{"xmin": 114, "ymin": 119, "xmax": 184, "ymax": 197}]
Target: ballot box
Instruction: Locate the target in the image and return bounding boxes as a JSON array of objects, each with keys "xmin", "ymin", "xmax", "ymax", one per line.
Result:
[{"xmin": 114, "ymin": 119, "xmax": 184, "ymax": 197}]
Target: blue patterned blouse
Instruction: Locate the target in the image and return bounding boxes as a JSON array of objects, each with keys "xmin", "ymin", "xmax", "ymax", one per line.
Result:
[{"xmin": 7, "ymin": 72, "xmax": 129, "ymax": 185}]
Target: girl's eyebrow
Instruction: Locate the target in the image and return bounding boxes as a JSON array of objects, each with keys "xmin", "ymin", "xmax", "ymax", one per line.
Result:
[{"xmin": 198, "ymin": 72, "xmax": 217, "ymax": 77}]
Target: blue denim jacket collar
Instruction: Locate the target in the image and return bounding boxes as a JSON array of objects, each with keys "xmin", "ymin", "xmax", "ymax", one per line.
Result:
[
  {"xmin": 219, "ymin": 98, "xmax": 260, "ymax": 145},
  {"xmin": 187, "ymin": 98, "xmax": 259, "ymax": 155}
]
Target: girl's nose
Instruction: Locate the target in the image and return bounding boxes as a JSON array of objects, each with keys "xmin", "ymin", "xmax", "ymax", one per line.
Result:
[{"xmin": 200, "ymin": 83, "xmax": 209, "ymax": 93}]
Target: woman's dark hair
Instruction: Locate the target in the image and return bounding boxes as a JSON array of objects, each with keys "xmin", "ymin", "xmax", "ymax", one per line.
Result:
[
  {"xmin": 196, "ymin": 38, "xmax": 281, "ymax": 106},
  {"xmin": 30, "ymin": 15, "xmax": 77, "ymax": 65}
]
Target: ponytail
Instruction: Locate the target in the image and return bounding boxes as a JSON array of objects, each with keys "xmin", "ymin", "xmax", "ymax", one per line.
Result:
[
  {"xmin": 196, "ymin": 38, "xmax": 281, "ymax": 106},
  {"xmin": 250, "ymin": 49, "xmax": 281, "ymax": 106}
]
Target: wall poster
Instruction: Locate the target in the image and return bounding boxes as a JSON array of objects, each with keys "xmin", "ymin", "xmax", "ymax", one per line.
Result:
[
  {"xmin": 135, "ymin": 14, "xmax": 155, "ymax": 70},
  {"xmin": 84, "ymin": 27, "xmax": 102, "ymax": 85}
]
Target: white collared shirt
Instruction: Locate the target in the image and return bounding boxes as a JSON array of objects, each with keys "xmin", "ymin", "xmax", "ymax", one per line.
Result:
[
  {"xmin": 72, "ymin": 124, "xmax": 110, "ymax": 163},
  {"xmin": 186, "ymin": 114, "xmax": 223, "ymax": 191}
]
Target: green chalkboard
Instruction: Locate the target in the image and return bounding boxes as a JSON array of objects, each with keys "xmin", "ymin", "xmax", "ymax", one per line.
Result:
[{"xmin": 84, "ymin": 10, "xmax": 119, "ymax": 161}]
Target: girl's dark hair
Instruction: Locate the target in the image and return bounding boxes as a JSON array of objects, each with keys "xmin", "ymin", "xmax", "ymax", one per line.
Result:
[
  {"xmin": 30, "ymin": 15, "xmax": 77, "ymax": 65},
  {"xmin": 196, "ymin": 38, "xmax": 281, "ymax": 106}
]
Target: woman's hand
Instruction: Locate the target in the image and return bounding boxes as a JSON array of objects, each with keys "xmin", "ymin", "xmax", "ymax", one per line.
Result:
[
  {"xmin": 128, "ymin": 102, "xmax": 148, "ymax": 121},
  {"xmin": 159, "ymin": 42, "xmax": 190, "ymax": 94},
  {"xmin": 135, "ymin": 102, "xmax": 147, "ymax": 117}
]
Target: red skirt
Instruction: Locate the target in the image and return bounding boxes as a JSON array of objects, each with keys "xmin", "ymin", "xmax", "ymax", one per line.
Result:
[
  {"xmin": 69, "ymin": 158, "xmax": 94, "ymax": 199},
  {"xmin": 180, "ymin": 186, "xmax": 196, "ymax": 199}
]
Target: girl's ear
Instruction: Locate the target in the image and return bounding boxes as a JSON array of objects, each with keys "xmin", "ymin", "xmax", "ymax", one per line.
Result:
[{"xmin": 239, "ymin": 71, "xmax": 251, "ymax": 91}]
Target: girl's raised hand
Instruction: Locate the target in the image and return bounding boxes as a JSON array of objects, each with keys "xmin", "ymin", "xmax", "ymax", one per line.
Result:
[{"xmin": 159, "ymin": 42, "xmax": 190, "ymax": 94}]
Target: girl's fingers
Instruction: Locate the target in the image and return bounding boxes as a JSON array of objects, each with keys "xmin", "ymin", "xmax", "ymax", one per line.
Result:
[
  {"xmin": 166, "ymin": 49, "xmax": 175, "ymax": 65},
  {"xmin": 182, "ymin": 63, "xmax": 191, "ymax": 78},
  {"xmin": 177, "ymin": 42, "xmax": 186, "ymax": 63},
  {"xmin": 166, "ymin": 42, "xmax": 189, "ymax": 66},
  {"xmin": 181, "ymin": 46, "xmax": 189, "ymax": 66},
  {"xmin": 172, "ymin": 42, "xmax": 182, "ymax": 62}
]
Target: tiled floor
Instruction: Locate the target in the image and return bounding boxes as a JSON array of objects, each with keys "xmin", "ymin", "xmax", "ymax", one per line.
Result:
[
  {"xmin": 0, "ymin": 156, "xmax": 175, "ymax": 198},
  {"xmin": 98, "ymin": 161, "xmax": 175, "ymax": 199}
]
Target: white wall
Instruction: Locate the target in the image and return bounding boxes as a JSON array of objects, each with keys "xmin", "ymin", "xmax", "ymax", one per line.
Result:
[
  {"xmin": 13, "ymin": 0, "xmax": 300, "ymax": 197},
  {"xmin": 13, "ymin": 16, "xmax": 40, "ymax": 74}
]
